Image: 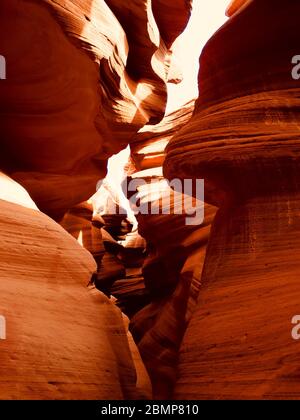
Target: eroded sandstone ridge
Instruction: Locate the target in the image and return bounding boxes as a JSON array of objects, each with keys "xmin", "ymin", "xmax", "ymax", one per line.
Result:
[
  {"xmin": 0, "ymin": 0, "xmax": 194, "ymax": 401},
  {"xmin": 127, "ymin": 104, "xmax": 217, "ymax": 398},
  {"xmin": 0, "ymin": 173, "xmax": 150, "ymax": 400},
  {"xmin": 3, "ymin": 0, "xmax": 300, "ymax": 402},
  {"xmin": 226, "ymin": 0, "xmax": 252, "ymax": 16},
  {"xmin": 164, "ymin": 0, "xmax": 300, "ymax": 399},
  {"xmin": 0, "ymin": 0, "xmax": 191, "ymax": 219}
]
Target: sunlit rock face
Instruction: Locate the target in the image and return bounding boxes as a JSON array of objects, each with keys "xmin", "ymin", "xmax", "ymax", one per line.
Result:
[
  {"xmin": 226, "ymin": 0, "xmax": 252, "ymax": 16},
  {"xmin": 131, "ymin": 100, "xmax": 195, "ymax": 171},
  {"xmin": 60, "ymin": 201, "xmax": 105, "ymax": 265},
  {"xmin": 164, "ymin": 0, "xmax": 300, "ymax": 399},
  {"xmin": 7, "ymin": 0, "xmax": 300, "ymax": 402},
  {"xmin": 0, "ymin": 0, "xmax": 191, "ymax": 220},
  {"xmin": 0, "ymin": 175, "xmax": 144, "ymax": 400},
  {"xmin": 0, "ymin": 172, "xmax": 38, "ymax": 211}
]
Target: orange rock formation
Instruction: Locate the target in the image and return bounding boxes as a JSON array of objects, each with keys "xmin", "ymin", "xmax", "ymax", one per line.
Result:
[
  {"xmin": 165, "ymin": 0, "xmax": 300, "ymax": 400},
  {"xmin": 2, "ymin": 0, "xmax": 300, "ymax": 402}
]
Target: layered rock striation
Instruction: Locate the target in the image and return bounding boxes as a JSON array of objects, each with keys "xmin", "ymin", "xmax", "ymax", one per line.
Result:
[
  {"xmin": 0, "ymin": 0, "xmax": 192, "ymax": 219},
  {"xmin": 127, "ymin": 105, "xmax": 217, "ymax": 398},
  {"xmin": 0, "ymin": 174, "xmax": 148, "ymax": 399},
  {"xmin": 164, "ymin": 0, "xmax": 300, "ymax": 399}
]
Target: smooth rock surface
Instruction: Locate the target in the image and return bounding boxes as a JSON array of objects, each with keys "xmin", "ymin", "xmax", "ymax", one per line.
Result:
[
  {"xmin": 0, "ymin": 179, "xmax": 141, "ymax": 400},
  {"xmin": 163, "ymin": 0, "xmax": 300, "ymax": 399},
  {"xmin": 0, "ymin": 0, "xmax": 191, "ymax": 219}
]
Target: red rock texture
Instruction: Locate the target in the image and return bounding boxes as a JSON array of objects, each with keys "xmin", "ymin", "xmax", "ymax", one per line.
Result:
[
  {"xmin": 127, "ymin": 106, "xmax": 217, "ymax": 398},
  {"xmin": 0, "ymin": 172, "xmax": 38, "ymax": 211},
  {"xmin": 131, "ymin": 100, "xmax": 195, "ymax": 171},
  {"xmin": 226, "ymin": 0, "xmax": 252, "ymax": 16},
  {"xmin": 132, "ymin": 200, "xmax": 216, "ymax": 399},
  {"xmin": 0, "ymin": 176, "xmax": 146, "ymax": 400},
  {"xmin": 0, "ymin": 0, "xmax": 209, "ymax": 402},
  {"xmin": 5, "ymin": 0, "xmax": 300, "ymax": 402},
  {"xmin": 151, "ymin": 0, "xmax": 193, "ymax": 49},
  {"xmin": 164, "ymin": 0, "xmax": 300, "ymax": 399},
  {"xmin": 0, "ymin": 0, "xmax": 191, "ymax": 220},
  {"xmin": 175, "ymin": 196, "xmax": 300, "ymax": 400},
  {"xmin": 61, "ymin": 201, "xmax": 104, "ymax": 265}
]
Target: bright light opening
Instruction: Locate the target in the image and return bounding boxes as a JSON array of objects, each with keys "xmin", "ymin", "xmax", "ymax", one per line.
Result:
[
  {"xmin": 103, "ymin": 3, "xmax": 230, "ymax": 213},
  {"xmin": 167, "ymin": 1, "xmax": 229, "ymax": 113}
]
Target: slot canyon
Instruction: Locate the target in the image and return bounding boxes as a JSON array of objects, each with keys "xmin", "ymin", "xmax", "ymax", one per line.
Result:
[{"xmin": 1, "ymin": 0, "xmax": 300, "ymax": 401}]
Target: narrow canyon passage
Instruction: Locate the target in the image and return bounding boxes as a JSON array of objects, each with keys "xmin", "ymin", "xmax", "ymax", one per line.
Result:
[{"xmin": 1, "ymin": 0, "xmax": 300, "ymax": 402}]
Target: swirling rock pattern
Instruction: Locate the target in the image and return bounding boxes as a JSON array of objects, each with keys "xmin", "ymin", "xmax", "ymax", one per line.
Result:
[
  {"xmin": 164, "ymin": 0, "xmax": 300, "ymax": 399},
  {"xmin": 0, "ymin": 0, "xmax": 191, "ymax": 219},
  {"xmin": 128, "ymin": 105, "xmax": 217, "ymax": 398},
  {"xmin": 132, "ymin": 200, "xmax": 216, "ymax": 398},
  {"xmin": 151, "ymin": 0, "xmax": 192, "ymax": 49}
]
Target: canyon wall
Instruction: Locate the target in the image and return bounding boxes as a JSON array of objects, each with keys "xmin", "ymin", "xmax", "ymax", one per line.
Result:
[
  {"xmin": 4, "ymin": 0, "xmax": 300, "ymax": 401},
  {"xmin": 128, "ymin": 104, "xmax": 217, "ymax": 398},
  {"xmin": 0, "ymin": 0, "xmax": 194, "ymax": 400},
  {"xmin": 0, "ymin": 0, "xmax": 191, "ymax": 220},
  {"xmin": 164, "ymin": 0, "xmax": 300, "ymax": 399},
  {"xmin": 0, "ymin": 173, "xmax": 150, "ymax": 399}
]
